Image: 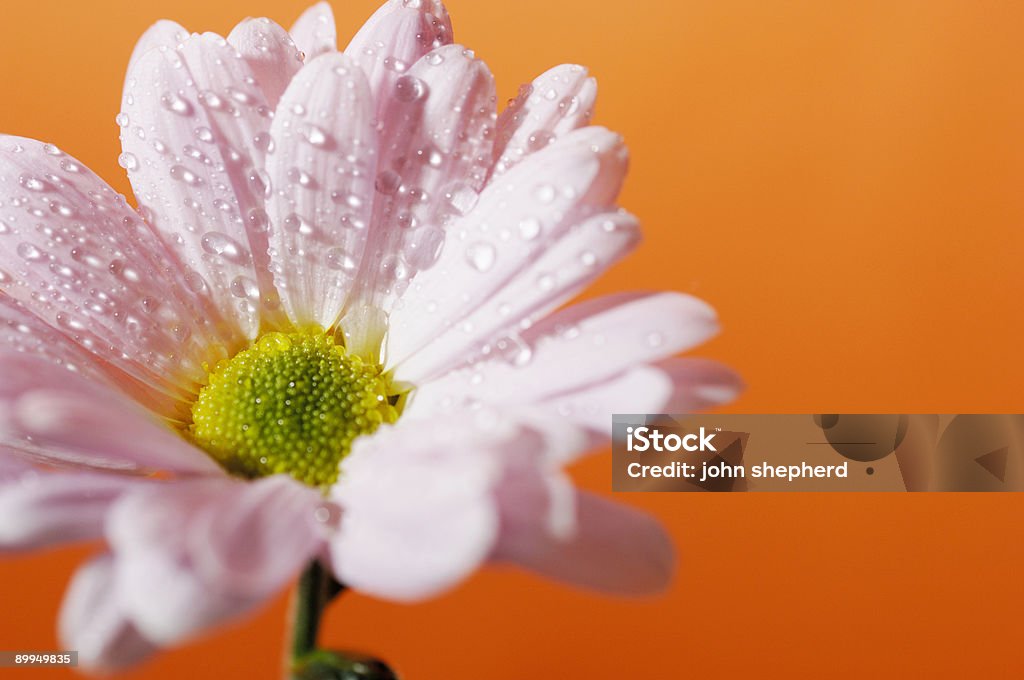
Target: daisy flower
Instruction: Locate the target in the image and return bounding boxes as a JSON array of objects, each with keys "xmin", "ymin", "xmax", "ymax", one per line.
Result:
[{"xmin": 0, "ymin": 0, "xmax": 740, "ymax": 672}]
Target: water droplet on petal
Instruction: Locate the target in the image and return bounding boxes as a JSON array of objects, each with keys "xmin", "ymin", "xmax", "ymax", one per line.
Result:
[
  {"xmin": 533, "ymin": 184, "xmax": 556, "ymax": 204},
  {"xmin": 17, "ymin": 243, "xmax": 44, "ymax": 262},
  {"xmin": 517, "ymin": 218, "xmax": 541, "ymax": 240},
  {"xmin": 325, "ymin": 248, "xmax": 357, "ymax": 272},
  {"xmin": 394, "ymin": 75, "xmax": 427, "ymax": 103},
  {"xmin": 201, "ymin": 232, "xmax": 249, "ymax": 264},
  {"xmin": 374, "ymin": 170, "xmax": 401, "ymax": 195},
  {"xmin": 169, "ymin": 165, "xmax": 202, "ymax": 186},
  {"xmin": 160, "ymin": 92, "xmax": 193, "ymax": 116},
  {"xmin": 118, "ymin": 152, "xmax": 139, "ymax": 171},
  {"xmin": 465, "ymin": 242, "xmax": 496, "ymax": 272},
  {"xmin": 115, "ymin": 112, "xmax": 130, "ymax": 127}
]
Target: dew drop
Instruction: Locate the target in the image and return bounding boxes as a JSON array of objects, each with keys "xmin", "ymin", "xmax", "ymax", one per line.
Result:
[
  {"xmin": 374, "ymin": 170, "xmax": 401, "ymax": 195},
  {"xmin": 18, "ymin": 175, "xmax": 51, "ymax": 192},
  {"xmin": 117, "ymin": 152, "xmax": 139, "ymax": 171},
  {"xmin": 169, "ymin": 165, "xmax": 202, "ymax": 186},
  {"xmin": 465, "ymin": 242, "xmax": 496, "ymax": 272},
  {"xmin": 533, "ymin": 184, "xmax": 556, "ymax": 204},
  {"xmin": 195, "ymin": 126, "xmax": 215, "ymax": 143},
  {"xmin": 299, "ymin": 123, "xmax": 330, "ymax": 148},
  {"xmin": 160, "ymin": 92, "xmax": 193, "ymax": 116},
  {"xmin": 394, "ymin": 75, "xmax": 427, "ymax": 103},
  {"xmin": 200, "ymin": 232, "xmax": 249, "ymax": 264},
  {"xmin": 517, "ymin": 218, "xmax": 541, "ymax": 240},
  {"xmin": 230, "ymin": 276, "xmax": 259, "ymax": 300},
  {"xmin": 115, "ymin": 112, "xmax": 130, "ymax": 127},
  {"xmin": 17, "ymin": 243, "xmax": 44, "ymax": 261},
  {"xmin": 325, "ymin": 247, "xmax": 357, "ymax": 272}
]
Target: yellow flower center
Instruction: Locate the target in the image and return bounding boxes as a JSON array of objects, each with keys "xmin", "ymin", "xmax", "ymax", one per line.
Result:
[{"xmin": 189, "ymin": 331, "xmax": 398, "ymax": 488}]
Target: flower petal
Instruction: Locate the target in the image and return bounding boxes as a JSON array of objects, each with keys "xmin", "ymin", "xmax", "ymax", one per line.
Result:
[
  {"xmin": 656, "ymin": 358, "xmax": 745, "ymax": 412},
  {"xmin": 0, "ymin": 471, "xmax": 147, "ymax": 551},
  {"xmin": 345, "ymin": 0, "xmax": 453, "ymax": 114},
  {"xmin": 265, "ymin": 53, "xmax": 377, "ymax": 329},
  {"xmin": 395, "ymin": 210, "xmax": 639, "ymax": 382},
  {"xmin": 0, "ymin": 136, "xmax": 226, "ymax": 404},
  {"xmin": 0, "ymin": 352, "xmax": 221, "ymax": 474},
  {"xmin": 329, "ymin": 418, "xmax": 506, "ymax": 601},
  {"xmin": 341, "ymin": 44, "xmax": 496, "ymax": 349},
  {"xmin": 492, "ymin": 64, "xmax": 597, "ymax": 177},
  {"xmin": 228, "ymin": 18, "xmax": 305, "ymax": 110},
  {"xmin": 126, "ymin": 20, "xmax": 189, "ymax": 75},
  {"xmin": 121, "ymin": 34, "xmax": 284, "ymax": 341},
  {"xmin": 108, "ymin": 476, "xmax": 321, "ymax": 644},
  {"xmin": 59, "ymin": 555, "xmax": 156, "ymax": 671},
  {"xmin": 494, "ymin": 490, "xmax": 674, "ymax": 595},
  {"xmin": 407, "ymin": 292, "xmax": 718, "ymax": 410},
  {"xmin": 385, "ymin": 126, "xmax": 627, "ymax": 371},
  {"xmin": 290, "ymin": 2, "xmax": 337, "ymax": 61}
]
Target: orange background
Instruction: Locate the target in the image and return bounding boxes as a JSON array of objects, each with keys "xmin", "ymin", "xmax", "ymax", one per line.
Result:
[{"xmin": 1, "ymin": 0, "xmax": 1023, "ymax": 677}]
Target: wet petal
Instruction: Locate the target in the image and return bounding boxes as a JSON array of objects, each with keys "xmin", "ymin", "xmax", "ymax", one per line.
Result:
[
  {"xmin": 345, "ymin": 1, "xmax": 452, "ymax": 115},
  {"xmin": 121, "ymin": 34, "xmax": 283, "ymax": 341},
  {"xmin": 228, "ymin": 18, "xmax": 305, "ymax": 110},
  {"xmin": 126, "ymin": 20, "xmax": 189, "ymax": 76},
  {"xmin": 396, "ymin": 210, "xmax": 639, "ymax": 382},
  {"xmin": 290, "ymin": 2, "xmax": 337, "ymax": 61},
  {"xmin": 406, "ymin": 292, "xmax": 718, "ymax": 408},
  {"xmin": 385, "ymin": 127, "xmax": 628, "ymax": 371},
  {"xmin": 340, "ymin": 44, "xmax": 496, "ymax": 346},
  {"xmin": 493, "ymin": 64, "xmax": 597, "ymax": 177},
  {"xmin": 0, "ymin": 352, "xmax": 220, "ymax": 474},
  {"xmin": 0, "ymin": 136, "xmax": 226, "ymax": 403},
  {"xmin": 265, "ymin": 53, "xmax": 377, "ymax": 329}
]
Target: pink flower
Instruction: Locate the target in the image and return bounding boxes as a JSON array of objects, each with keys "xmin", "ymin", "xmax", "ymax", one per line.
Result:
[{"xmin": 0, "ymin": 0, "xmax": 740, "ymax": 671}]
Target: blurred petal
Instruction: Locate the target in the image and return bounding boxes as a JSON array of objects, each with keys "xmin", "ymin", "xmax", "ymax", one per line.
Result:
[
  {"xmin": 493, "ymin": 64, "xmax": 597, "ymax": 176},
  {"xmin": 108, "ymin": 476, "xmax": 321, "ymax": 644},
  {"xmin": 59, "ymin": 555, "xmax": 156, "ymax": 671},
  {"xmin": 228, "ymin": 18, "xmax": 304, "ymax": 109},
  {"xmin": 290, "ymin": 2, "xmax": 337, "ymax": 61},
  {"xmin": 265, "ymin": 53, "xmax": 377, "ymax": 329},
  {"xmin": 386, "ymin": 126, "xmax": 628, "ymax": 371},
  {"xmin": 494, "ymin": 490, "xmax": 674, "ymax": 595},
  {"xmin": 0, "ymin": 472, "xmax": 147, "ymax": 551},
  {"xmin": 656, "ymin": 358, "xmax": 745, "ymax": 412},
  {"xmin": 329, "ymin": 419, "xmax": 505, "ymax": 601}
]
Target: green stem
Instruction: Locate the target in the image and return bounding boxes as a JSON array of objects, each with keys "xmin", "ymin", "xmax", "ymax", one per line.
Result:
[{"xmin": 287, "ymin": 561, "xmax": 345, "ymax": 678}]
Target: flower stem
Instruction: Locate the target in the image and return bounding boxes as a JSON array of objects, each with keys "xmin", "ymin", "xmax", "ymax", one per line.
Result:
[{"xmin": 287, "ymin": 560, "xmax": 345, "ymax": 678}]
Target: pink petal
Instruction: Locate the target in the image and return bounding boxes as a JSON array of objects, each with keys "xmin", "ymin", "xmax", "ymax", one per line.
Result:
[
  {"xmin": 120, "ymin": 34, "xmax": 284, "ymax": 341},
  {"xmin": 126, "ymin": 20, "xmax": 189, "ymax": 75},
  {"xmin": 492, "ymin": 64, "xmax": 597, "ymax": 177},
  {"xmin": 656, "ymin": 358, "xmax": 745, "ymax": 412},
  {"xmin": 0, "ymin": 136, "xmax": 226, "ymax": 405},
  {"xmin": 265, "ymin": 53, "xmax": 377, "ymax": 330},
  {"xmin": 385, "ymin": 126, "xmax": 628, "ymax": 370},
  {"xmin": 536, "ymin": 365, "xmax": 675, "ymax": 434},
  {"xmin": 0, "ymin": 352, "xmax": 221, "ymax": 474},
  {"xmin": 290, "ymin": 2, "xmax": 337, "ymax": 61},
  {"xmin": 108, "ymin": 476, "xmax": 321, "ymax": 644},
  {"xmin": 344, "ymin": 1, "xmax": 453, "ymax": 116},
  {"xmin": 228, "ymin": 18, "xmax": 305, "ymax": 110},
  {"xmin": 395, "ymin": 210, "xmax": 639, "ymax": 382},
  {"xmin": 494, "ymin": 490, "xmax": 674, "ymax": 596},
  {"xmin": 0, "ymin": 472, "xmax": 147, "ymax": 551},
  {"xmin": 341, "ymin": 44, "xmax": 497, "ymax": 346},
  {"xmin": 59, "ymin": 555, "xmax": 156, "ymax": 671},
  {"xmin": 329, "ymin": 419, "xmax": 504, "ymax": 601}
]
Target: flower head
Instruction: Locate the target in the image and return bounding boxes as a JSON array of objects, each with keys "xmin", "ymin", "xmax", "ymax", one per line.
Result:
[{"xmin": 0, "ymin": 0, "xmax": 740, "ymax": 670}]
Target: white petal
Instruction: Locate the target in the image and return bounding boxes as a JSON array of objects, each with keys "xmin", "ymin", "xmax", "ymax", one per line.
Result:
[
  {"xmin": 108, "ymin": 476, "xmax": 320, "ymax": 644},
  {"xmin": 492, "ymin": 64, "xmax": 597, "ymax": 176},
  {"xmin": 386, "ymin": 126, "xmax": 628, "ymax": 370},
  {"xmin": 228, "ymin": 18, "xmax": 305, "ymax": 110},
  {"xmin": 290, "ymin": 2, "xmax": 337, "ymax": 61},
  {"xmin": 344, "ymin": 0, "xmax": 452, "ymax": 115},
  {"xmin": 265, "ymin": 53, "xmax": 377, "ymax": 329},
  {"xmin": 395, "ymin": 210, "xmax": 639, "ymax": 382},
  {"xmin": 0, "ymin": 472, "xmax": 146, "ymax": 551},
  {"xmin": 125, "ymin": 20, "xmax": 189, "ymax": 75},
  {"xmin": 339, "ymin": 44, "xmax": 496, "ymax": 343},
  {"xmin": 0, "ymin": 352, "xmax": 221, "ymax": 474},
  {"xmin": 0, "ymin": 136, "xmax": 225, "ymax": 404},
  {"xmin": 494, "ymin": 490, "xmax": 674, "ymax": 595},
  {"xmin": 59, "ymin": 555, "xmax": 156, "ymax": 671},
  {"xmin": 329, "ymin": 418, "xmax": 506, "ymax": 601},
  {"xmin": 121, "ymin": 34, "xmax": 285, "ymax": 340}
]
